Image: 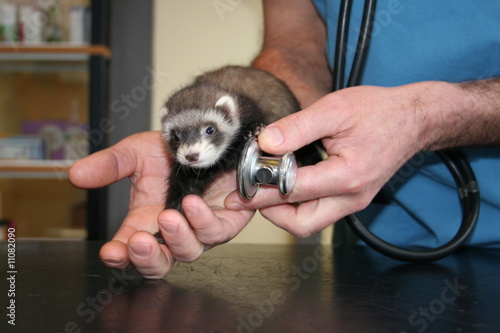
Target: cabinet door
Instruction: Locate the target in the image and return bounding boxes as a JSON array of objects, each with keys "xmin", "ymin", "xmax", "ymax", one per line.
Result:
[
  {"xmin": 0, "ymin": 55, "xmax": 90, "ymax": 239},
  {"xmin": 0, "ymin": 0, "xmax": 110, "ymax": 240}
]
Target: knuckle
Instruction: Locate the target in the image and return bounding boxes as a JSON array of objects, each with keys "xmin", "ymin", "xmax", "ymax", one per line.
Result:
[
  {"xmin": 361, "ymin": 192, "xmax": 374, "ymax": 209},
  {"xmin": 339, "ymin": 185, "xmax": 377, "ymax": 215},
  {"xmin": 285, "ymin": 113, "xmax": 308, "ymax": 136},
  {"xmin": 339, "ymin": 165, "xmax": 376, "ymax": 198},
  {"xmin": 199, "ymin": 232, "xmax": 227, "ymax": 246},
  {"xmin": 284, "ymin": 220, "xmax": 314, "ymax": 239},
  {"xmin": 134, "ymin": 261, "xmax": 169, "ymax": 279},
  {"xmin": 167, "ymin": 237, "xmax": 204, "ymax": 263},
  {"xmin": 353, "ymin": 192, "xmax": 374, "ymax": 212},
  {"xmin": 291, "ymin": 228, "xmax": 313, "ymax": 239},
  {"xmin": 139, "ymin": 269, "xmax": 168, "ymax": 280},
  {"xmin": 176, "ymin": 253, "xmax": 199, "ymax": 264},
  {"xmin": 344, "ymin": 181, "xmax": 364, "ymax": 196}
]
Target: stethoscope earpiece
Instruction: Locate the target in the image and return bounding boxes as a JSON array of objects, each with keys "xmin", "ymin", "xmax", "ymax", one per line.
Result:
[{"xmin": 238, "ymin": 138, "xmax": 297, "ymax": 200}]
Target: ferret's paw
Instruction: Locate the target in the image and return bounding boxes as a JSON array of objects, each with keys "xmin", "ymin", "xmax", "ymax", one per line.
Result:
[{"xmin": 245, "ymin": 123, "xmax": 266, "ymax": 139}]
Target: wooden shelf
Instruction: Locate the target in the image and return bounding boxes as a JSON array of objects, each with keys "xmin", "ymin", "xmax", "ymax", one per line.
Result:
[
  {"xmin": 0, "ymin": 43, "xmax": 111, "ymax": 59},
  {"xmin": 0, "ymin": 159, "xmax": 75, "ymax": 179}
]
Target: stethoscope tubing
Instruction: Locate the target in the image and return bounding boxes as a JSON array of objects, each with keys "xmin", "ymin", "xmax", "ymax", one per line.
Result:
[{"xmin": 333, "ymin": 0, "xmax": 480, "ymax": 261}]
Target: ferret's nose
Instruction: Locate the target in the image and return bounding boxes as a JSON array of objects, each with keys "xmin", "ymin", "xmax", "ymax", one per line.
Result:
[{"xmin": 185, "ymin": 153, "xmax": 200, "ymax": 162}]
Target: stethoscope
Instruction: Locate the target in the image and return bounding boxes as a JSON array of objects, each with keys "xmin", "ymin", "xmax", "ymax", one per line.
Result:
[{"xmin": 238, "ymin": 0, "xmax": 480, "ymax": 262}]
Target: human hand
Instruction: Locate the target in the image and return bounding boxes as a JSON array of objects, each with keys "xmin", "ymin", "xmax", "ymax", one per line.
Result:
[
  {"xmin": 69, "ymin": 131, "xmax": 255, "ymax": 278},
  {"xmin": 225, "ymin": 83, "xmax": 438, "ymax": 237}
]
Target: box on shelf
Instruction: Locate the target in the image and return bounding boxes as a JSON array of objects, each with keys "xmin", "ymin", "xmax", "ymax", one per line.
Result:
[
  {"xmin": 0, "ymin": 136, "xmax": 46, "ymax": 159},
  {"xmin": 0, "ymin": 0, "xmax": 91, "ymax": 44},
  {"xmin": 68, "ymin": 6, "xmax": 91, "ymax": 44},
  {"xmin": 22, "ymin": 119, "xmax": 88, "ymax": 160}
]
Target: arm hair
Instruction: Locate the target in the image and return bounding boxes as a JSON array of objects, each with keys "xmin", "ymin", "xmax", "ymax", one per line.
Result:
[
  {"xmin": 418, "ymin": 78, "xmax": 500, "ymax": 150},
  {"xmin": 252, "ymin": 0, "xmax": 332, "ymax": 108}
]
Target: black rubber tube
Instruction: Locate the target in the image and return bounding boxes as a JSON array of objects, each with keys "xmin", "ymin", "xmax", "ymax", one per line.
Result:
[
  {"xmin": 344, "ymin": 150, "xmax": 480, "ymax": 262},
  {"xmin": 347, "ymin": 0, "xmax": 377, "ymax": 87},
  {"xmin": 332, "ymin": 0, "xmax": 353, "ymax": 92},
  {"xmin": 332, "ymin": 0, "xmax": 480, "ymax": 261}
]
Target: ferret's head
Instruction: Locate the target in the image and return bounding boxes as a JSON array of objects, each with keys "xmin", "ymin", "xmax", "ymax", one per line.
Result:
[{"xmin": 161, "ymin": 95, "xmax": 240, "ymax": 168}]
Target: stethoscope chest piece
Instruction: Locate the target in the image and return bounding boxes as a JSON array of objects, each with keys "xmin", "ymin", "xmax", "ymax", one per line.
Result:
[{"xmin": 238, "ymin": 137, "xmax": 297, "ymax": 200}]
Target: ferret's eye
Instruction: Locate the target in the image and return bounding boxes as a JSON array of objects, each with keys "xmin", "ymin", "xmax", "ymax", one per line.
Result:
[
  {"xmin": 205, "ymin": 127, "xmax": 215, "ymax": 136},
  {"xmin": 172, "ymin": 132, "xmax": 181, "ymax": 142}
]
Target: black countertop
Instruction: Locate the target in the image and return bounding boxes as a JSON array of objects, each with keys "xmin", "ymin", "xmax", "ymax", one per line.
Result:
[{"xmin": 1, "ymin": 240, "xmax": 499, "ymax": 332}]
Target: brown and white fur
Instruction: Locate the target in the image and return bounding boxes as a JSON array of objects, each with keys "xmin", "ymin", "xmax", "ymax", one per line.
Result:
[
  {"xmin": 156, "ymin": 66, "xmax": 321, "ymax": 245},
  {"xmin": 160, "ymin": 65, "xmax": 312, "ymax": 212}
]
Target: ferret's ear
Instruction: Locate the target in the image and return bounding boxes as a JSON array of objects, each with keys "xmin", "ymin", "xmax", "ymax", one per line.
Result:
[
  {"xmin": 160, "ymin": 107, "xmax": 168, "ymax": 119},
  {"xmin": 215, "ymin": 95, "xmax": 237, "ymax": 117}
]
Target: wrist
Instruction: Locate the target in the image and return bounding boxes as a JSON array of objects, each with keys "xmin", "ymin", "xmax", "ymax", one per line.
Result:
[
  {"xmin": 405, "ymin": 81, "xmax": 474, "ymax": 151},
  {"xmin": 410, "ymin": 78, "xmax": 500, "ymax": 151}
]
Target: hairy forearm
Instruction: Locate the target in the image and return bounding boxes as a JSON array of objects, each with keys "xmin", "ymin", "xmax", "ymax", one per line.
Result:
[
  {"xmin": 251, "ymin": 0, "xmax": 332, "ymax": 108},
  {"xmin": 252, "ymin": 48, "xmax": 331, "ymax": 108},
  {"xmin": 417, "ymin": 78, "xmax": 500, "ymax": 150}
]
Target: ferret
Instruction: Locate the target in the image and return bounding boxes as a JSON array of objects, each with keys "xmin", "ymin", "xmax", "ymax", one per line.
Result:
[{"xmin": 155, "ymin": 65, "xmax": 321, "ymax": 243}]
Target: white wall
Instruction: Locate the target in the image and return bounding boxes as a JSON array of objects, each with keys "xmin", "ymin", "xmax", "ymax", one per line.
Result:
[{"xmin": 152, "ymin": 0, "xmax": 297, "ymax": 244}]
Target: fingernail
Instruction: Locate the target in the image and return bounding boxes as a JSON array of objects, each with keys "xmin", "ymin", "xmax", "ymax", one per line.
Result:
[
  {"xmin": 129, "ymin": 243, "xmax": 152, "ymax": 257},
  {"xmin": 101, "ymin": 257, "xmax": 122, "ymax": 265},
  {"xmin": 159, "ymin": 221, "xmax": 179, "ymax": 234},
  {"xmin": 261, "ymin": 126, "xmax": 284, "ymax": 147}
]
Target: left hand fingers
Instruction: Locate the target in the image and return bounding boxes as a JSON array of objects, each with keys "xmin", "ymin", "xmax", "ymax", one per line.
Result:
[
  {"xmin": 157, "ymin": 194, "xmax": 255, "ymax": 263},
  {"xmin": 99, "ymin": 204, "xmax": 165, "ymax": 272},
  {"xmin": 183, "ymin": 194, "xmax": 256, "ymax": 247},
  {"xmin": 127, "ymin": 231, "xmax": 175, "ymax": 279},
  {"xmin": 156, "ymin": 207, "xmax": 205, "ymax": 263}
]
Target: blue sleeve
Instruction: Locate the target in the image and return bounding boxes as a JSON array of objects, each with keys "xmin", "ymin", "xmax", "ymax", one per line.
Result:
[{"xmin": 313, "ymin": 0, "xmax": 500, "ymax": 248}]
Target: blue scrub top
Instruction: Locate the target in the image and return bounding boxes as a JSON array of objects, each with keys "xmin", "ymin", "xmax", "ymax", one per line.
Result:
[{"xmin": 312, "ymin": 0, "xmax": 500, "ymax": 248}]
